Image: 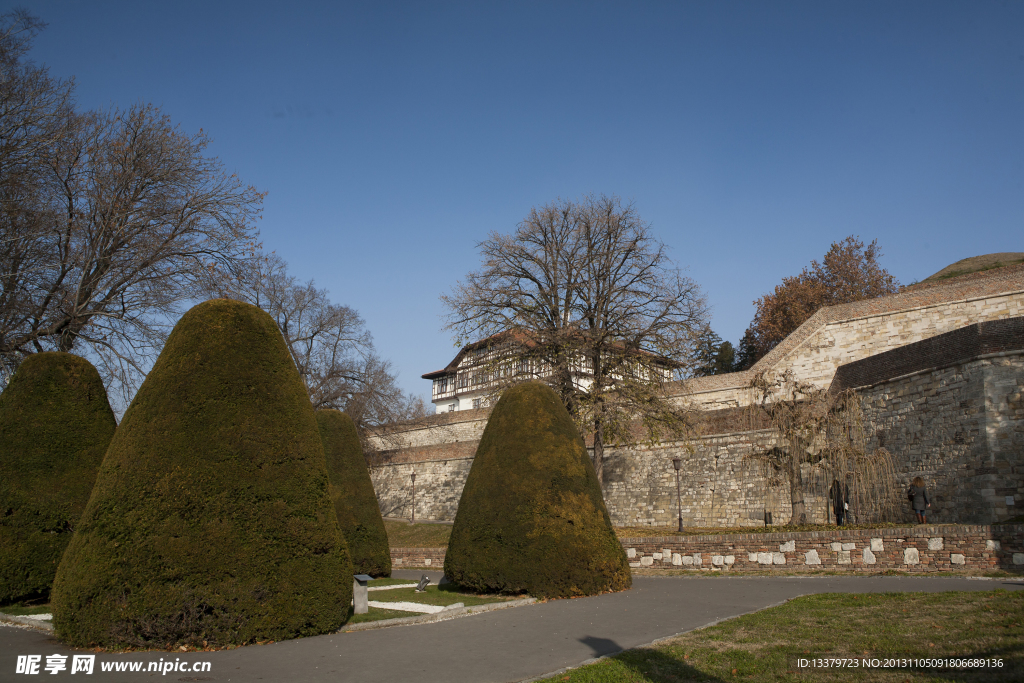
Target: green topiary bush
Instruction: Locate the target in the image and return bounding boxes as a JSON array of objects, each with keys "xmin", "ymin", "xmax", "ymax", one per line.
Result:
[
  {"xmin": 0, "ymin": 353, "xmax": 116, "ymax": 604},
  {"xmin": 316, "ymin": 410, "xmax": 391, "ymax": 577},
  {"xmin": 51, "ymin": 299, "xmax": 352, "ymax": 648},
  {"xmin": 444, "ymin": 381, "xmax": 631, "ymax": 599}
]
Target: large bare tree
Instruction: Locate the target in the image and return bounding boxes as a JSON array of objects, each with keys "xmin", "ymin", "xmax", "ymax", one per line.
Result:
[
  {"xmin": 206, "ymin": 252, "xmax": 426, "ymax": 433},
  {"xmin": 443, "ymin": 195, "xmax": 708, "ymax": 481},
  {"xmin": 0, "ymin": 13, "xmax": 263, "ymax": 404}
]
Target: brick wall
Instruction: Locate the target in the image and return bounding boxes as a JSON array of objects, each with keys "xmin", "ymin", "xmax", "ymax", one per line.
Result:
[
  {"xmin": 368, "ymin": 408, "xmax": 489, "ymax": 451},
  {"xmin": 371, "ymin": 457, "xmax": 473, "ymax": 521},
  {"xmin": 392, "ymin": 525, "xmax": 1024, "ymax": 573},
  {"xmin": 602, "ymin": 429, "xmax": 798, "ymax": 528},
  {"xmin": 858, "ymin": 353, "xmax": 1024, "ymax": 523},
  {"xmin": 368, "ymin": 276, "xmax": 1023, "ymax": 527},
  {"xmin": 391, "ymin": 547, "xmax": 446, "ymax": 568},
  {"xmin": 369, "ymin": 350, "xmax": 1023, "ymax": 528},
  {"xmin": 621, "ymin": 524, "xmax": 1024, "ymax": 573}
]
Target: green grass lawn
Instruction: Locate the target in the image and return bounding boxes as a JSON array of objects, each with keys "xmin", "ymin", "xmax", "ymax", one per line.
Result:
[
  {"xmin": 0, "ymin": 603, "xmax": 52, "ymax": 616},
  {"xmin": 369, "ymin": 584, "xmax": 516, "ymax": 608},
  {"xmin": 384, "ymin": 518, "xmax": 452, "ymax": 547},
  {"xmin": 344, "ymin": 578, "xmax": 519, "ymax": 625},
  {"xmin": 538, "ymin": 590, "xmax": 1024, "ymax": 682}
]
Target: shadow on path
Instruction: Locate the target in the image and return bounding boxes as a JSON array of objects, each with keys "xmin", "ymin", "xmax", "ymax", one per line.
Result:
[{"xmin": 578, "ymin": 635, "xmax": 622, "ymax": 658}]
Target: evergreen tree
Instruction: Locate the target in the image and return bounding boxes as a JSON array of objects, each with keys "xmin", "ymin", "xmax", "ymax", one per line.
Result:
[
  {"xmin": 445, "ymin": 381, "xmax": 631, "ymax": 598},
  {"xmin": 693, "ymin": 330, "xmax": 736, "ymax": 376},
  {"xmin": 0, "ymin": 353, "xmax": 115, "ymax": 603},
  {"xmin": 317, "ymin": 409, "xmax": 391, "ymax": 577},
  {"xmin": 51, "ymin": 299, "xmax": 351, "ymax": 648}
]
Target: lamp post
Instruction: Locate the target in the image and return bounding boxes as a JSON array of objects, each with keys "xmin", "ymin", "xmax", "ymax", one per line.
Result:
[
  {"xmin": 410, "ymin": 471, "xmax": 416, "ymax": 524},
  {"xmin": 672, "ymin": 457, "xmax": 683, "ymax": 533}
]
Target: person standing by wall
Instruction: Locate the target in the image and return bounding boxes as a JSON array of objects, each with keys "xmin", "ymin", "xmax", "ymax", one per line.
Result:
[
  {"xmin": 908, "ymin": 476, "xmax": 930, "ymax": 524},
  {"xmin": 830, "ymin": 479, "xmax": 848, "ymax": 525}
]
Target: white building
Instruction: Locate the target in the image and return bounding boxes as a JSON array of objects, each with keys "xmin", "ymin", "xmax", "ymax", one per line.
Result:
[{"xmin": 422, "ymin": 331, "xmax": 678, "ymax": 414}]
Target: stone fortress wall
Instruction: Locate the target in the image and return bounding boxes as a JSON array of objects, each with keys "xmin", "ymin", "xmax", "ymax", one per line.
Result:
[
  {"xmin": 671, "ymin": 263, "xmax": 1024, "ymax": 411},
  {"xmin": 370, "ymin": 265, "xmax": 1024, "ymax": 527}
]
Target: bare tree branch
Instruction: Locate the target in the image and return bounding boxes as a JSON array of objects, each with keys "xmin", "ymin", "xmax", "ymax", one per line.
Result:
[
  {"xmin": 205, "ymin": 252, "xmax": 426, "ymax": 441},
  {"xmin": 0, "ymin": 14, "xmax": 264, "ymax": 404}
]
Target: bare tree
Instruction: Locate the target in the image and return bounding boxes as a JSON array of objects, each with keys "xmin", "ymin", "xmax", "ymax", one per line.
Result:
[
  {"xmin": 0, "ymin": 10, "xmax": 75, "ymax": 384},
  {"xmin": 746, "ymin": 370, "xmax": 899, "ymax": 525},
  {"xmin": 442, "ymin": 195, "xmax": 708, "ymax": 481},
  {"xmin": 207, "ymin": 252, "xmax": 426, "ymax": 434},
  {"xmin": 0, "ymin": 13, "xmax": 264, "ymax": 403}
]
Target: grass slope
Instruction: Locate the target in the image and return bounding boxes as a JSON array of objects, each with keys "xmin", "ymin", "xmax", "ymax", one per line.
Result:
[{"xmin": 384, "ymin": 519, "xmax": 452, "ymax": 547}]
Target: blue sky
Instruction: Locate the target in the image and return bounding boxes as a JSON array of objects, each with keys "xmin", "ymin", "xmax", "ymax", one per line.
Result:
[{"xmin": 16, "ymin": 0, "xmax": 1024, "ymax": 400}]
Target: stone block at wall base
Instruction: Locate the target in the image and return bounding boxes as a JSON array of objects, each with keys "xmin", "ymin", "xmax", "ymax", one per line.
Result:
[{"xmin": 620, "ymin": 524, "xmax": 1024, "ymax": 574}]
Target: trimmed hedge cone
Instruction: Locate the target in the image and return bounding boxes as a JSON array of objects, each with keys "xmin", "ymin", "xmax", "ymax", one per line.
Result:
[
  {"xmin": 0, "ymin": 353, "xmax": 116, "ymax": 604},
  {"xmin": 51, "ymin": 299, "xmax": 352, "ymax": 648},
  {"xmin": 316, "ymin": 409, "xmax": 391, "ymax": 577},
  {"xmin": 444, "ymin": 381, "xmax": 631, "ymax": 598}
]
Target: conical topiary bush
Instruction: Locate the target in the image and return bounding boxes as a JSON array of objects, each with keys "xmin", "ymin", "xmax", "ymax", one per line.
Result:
[
  {"xmin": 51, "ymin": 299, "xmax": 352, "ymax": 648},
  {"xmin": 316, "ymin": 409, "xmax": 391, "ymax": 577},
  {"xmin": 0, "ymin": 353, "xmax": 116, "ymax": 604},
  {"xmin": 444, "ymin": 381, "xmax": 631, "ymax": 598}
]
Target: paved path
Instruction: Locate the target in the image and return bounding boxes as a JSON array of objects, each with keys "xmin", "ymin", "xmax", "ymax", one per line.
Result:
[{"xmin": 2, "ymin": 575, "xmax": 1021, "ymax": 683}]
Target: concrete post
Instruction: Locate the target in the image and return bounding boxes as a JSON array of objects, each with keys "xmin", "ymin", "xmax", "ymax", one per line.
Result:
[{"xmin": 353, "ymin": 574, "xmax": 372, "ymax": 614}]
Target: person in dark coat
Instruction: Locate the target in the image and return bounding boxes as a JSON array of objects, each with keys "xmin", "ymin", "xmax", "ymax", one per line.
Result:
[
  {"xmin": 830, "ymin": 479, "xmax": 849, "ymax": 525},
  {"xmin": 909, "ymin": 476, "xmax": 930, "ymax": 523}
]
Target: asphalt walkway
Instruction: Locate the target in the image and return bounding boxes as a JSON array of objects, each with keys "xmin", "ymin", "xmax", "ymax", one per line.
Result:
[{"xmin": 2, "ymin": 575, "xmax": 1021, "ymax": 683}]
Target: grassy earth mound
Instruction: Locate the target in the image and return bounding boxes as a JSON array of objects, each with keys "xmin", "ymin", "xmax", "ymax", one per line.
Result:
[
  {"xmin": 316, "ymin": 409, "xmax": 391, "ymax": 577},
  {"xmin": 444, "ymin": 381, "xmax": 631, "ymax": 598},
  {"xmin": 920, "ymin": 252, "xmax": 1024, "ymax": 283},
  {"xmin": 51, "ymin": 299, "xmax": 352, "ymax": 648},
  {"xmin": 0, "ymin": 353, "xmax": 116, "ymax": 604}
]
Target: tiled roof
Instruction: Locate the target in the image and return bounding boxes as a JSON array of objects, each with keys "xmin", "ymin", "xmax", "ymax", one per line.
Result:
[{"xmin": 422, "ymin": 328, "xmax": 683, "ymax": 380}]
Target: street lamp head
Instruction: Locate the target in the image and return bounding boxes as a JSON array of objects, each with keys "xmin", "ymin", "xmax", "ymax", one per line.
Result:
[
  {"xmin": 672, "ymin": 457, "xmax": 681, "ymax": 471},
  {"xmin": 411, "ymin": 472, "xmax": 416, "ymax": 483}
]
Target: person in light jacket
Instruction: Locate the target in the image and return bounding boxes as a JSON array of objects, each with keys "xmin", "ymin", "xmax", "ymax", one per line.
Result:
[{"xmin": 909, "ymin": 476, "xmax": 930, "ymax": 523}]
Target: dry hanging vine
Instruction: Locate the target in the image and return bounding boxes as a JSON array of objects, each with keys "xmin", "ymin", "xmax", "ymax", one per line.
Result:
[{"xmin": 744, "ymin": 370, "xmax": 901, "ymax": 525}]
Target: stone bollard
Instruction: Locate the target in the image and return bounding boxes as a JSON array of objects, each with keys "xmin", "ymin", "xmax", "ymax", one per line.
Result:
[{"xmin": 353, "ymin": 574, "xmax": 373, "ymax": 615}]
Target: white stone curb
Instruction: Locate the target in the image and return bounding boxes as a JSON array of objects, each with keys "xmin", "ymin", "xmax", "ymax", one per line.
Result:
[
  {"xmin": 341, "ymin": 597, "xmax": 537, "ymax": 632},
  {"xmin": 0, "ymin": 613, "xmax": 53, "ymax": 632}
]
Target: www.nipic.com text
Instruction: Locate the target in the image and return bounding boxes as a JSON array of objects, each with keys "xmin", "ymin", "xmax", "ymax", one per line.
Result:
[{"xmin": 15, "ymin": 654, "xmax": 212, "ymax": 675}]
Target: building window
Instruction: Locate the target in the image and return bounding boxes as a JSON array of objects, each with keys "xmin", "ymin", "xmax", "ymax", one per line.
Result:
[
  {"xmin": 473, "ymin": 398, "xmax": 481, "ymax": 409},
  {"xmin": 448, "ymin": 403, "xmax": 456, "ymax": 412}
]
